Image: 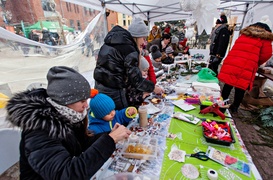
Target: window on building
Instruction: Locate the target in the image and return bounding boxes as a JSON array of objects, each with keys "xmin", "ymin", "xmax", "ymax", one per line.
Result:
[
  {"xmin": 77, "ymin": 20, "xmax": 81, "ymax": 31},
  {"xmin": 84, "ymin": 7, "xmax": 87, "ymax": 15},
  {"xmin": 41, "ymin": 0, "xmax": 55, "ymax": 12},
  {"xmin": 66, "ymin": 2, "xmax": 72, "ymax": 12},
  {"xmin": 73, "ymin": 4, "xmax": 79, "ymax": 13},
  {"xmin": 89, "ymin": 8, "xmax": 92, "ymax": 16},
  {"xmin": 128, "ymin": 20, "xmax": 130, "ymax": 26},
  {"xmin": 122, "ymin": 14, "xmax": 126, "ymax": 18},
  {"xmin": 111, "ymin": 24, "xmax": 114, "ymax": 28},
  {"xmin": 70, "ymin": 19, "xmax": 75, "ymax": 28},
  {"xmin": 74, "ymin": 4, "xmax": 77, "ymax": 13},
  {"xmin": 123, "ymin": 20, "xmax": 126, "ymax": 26}
]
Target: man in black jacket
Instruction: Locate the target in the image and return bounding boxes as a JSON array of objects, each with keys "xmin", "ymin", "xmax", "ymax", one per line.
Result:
[{"xmin": 208, "ymin": 13, "xmax": 230, "ymax": 76}]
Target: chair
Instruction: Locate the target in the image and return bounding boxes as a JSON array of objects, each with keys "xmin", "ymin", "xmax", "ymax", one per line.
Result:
[{"xmin": 0, "ymin": 128, "xmax": 21, "ymax": 175}]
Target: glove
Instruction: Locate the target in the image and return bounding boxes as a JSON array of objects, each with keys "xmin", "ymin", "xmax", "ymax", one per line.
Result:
[{"xmin": 212, "ymin": 57, "xmax": 220, "ymax": 64}]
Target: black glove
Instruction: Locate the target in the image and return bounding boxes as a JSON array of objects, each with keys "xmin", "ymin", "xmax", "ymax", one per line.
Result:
[{"xmin": 212, "ymin": 57, "xmax": 220, "ymax": 64}]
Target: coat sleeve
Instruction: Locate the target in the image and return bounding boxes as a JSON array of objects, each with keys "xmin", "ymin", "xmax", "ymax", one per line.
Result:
[
  {"xmin": 124, "ymin": 51, "xmax": 155, "ymax": 93},
  {"xmin": 114, "ymin": 108, "xmax": 133, "ymax": 125},
  {"xmin": 147, "ymin": 32, "xmax": 153, "ymax": 43},
  {"xmin": 258, "ymin": 40, "xmax": 273, "ymax": 66},
  {"xmin": 144, "ymin": 56, "xmax": 157, "ymax": 84},
  {"xmin": 216, "ymin": 29, "xmax": 230, "ymax": 57},
  {"xmin": 25, "ymin": 131, "xmax": 115, "ymax": 180}
]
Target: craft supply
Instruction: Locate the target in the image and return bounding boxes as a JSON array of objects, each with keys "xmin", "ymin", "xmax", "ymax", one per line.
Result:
[
  {"xmin": 206, "ymin": 146, "xmax": 251, "ymax": 177},
  {"xmin": 138, "ymin": 105, "xmax": 148, "ymax": 127},
  {"xmin": 181, "ymin": 164, "xmax": 199, "ymax": 179},
  {"xmin": 207, "ymin": 169, "xmax": 218, "ymax": 180},
  {"xmin": 173, "ymin": 112, "xmax": 200, "ymax": 124},
  {"xmin": 185, "ymin": 151, "xmax": 209, "ymax": 161}
]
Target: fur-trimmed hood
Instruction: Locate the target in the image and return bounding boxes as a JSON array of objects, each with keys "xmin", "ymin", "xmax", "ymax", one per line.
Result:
[
  {"xmin": 5, "ymin": 88, "xmax": 81, "ymax": 140},
  {"xmin": 240, "ymin": 25, "xmax": 273, "ymax": 41}
]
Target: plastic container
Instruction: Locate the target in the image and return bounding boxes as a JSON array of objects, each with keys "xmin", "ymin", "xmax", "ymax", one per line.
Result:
[
  {"xmin": 138, "ymin": 105, "xmax": 148, "ymax": 127},
  {"xmin": 121, "ymin": 137, "xmax": 157, "ymax": 160},
  {"xmin": 202, "ymin": 121, "xmax": 235, "ymax": 146}
]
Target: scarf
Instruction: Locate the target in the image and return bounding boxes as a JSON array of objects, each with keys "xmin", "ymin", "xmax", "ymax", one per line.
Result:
[{"xmin": 47, "ymin": 97, "xmax": 87, "ymax": 124}]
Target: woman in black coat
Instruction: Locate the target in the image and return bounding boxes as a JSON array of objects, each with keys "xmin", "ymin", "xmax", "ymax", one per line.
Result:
[
  {"xmin": 6, "ymin": 66, "xmax": 131, "ymax": 180},
  {"xmin": 94, "ymin": 17, "xmax": 163, "ymax": 110}
]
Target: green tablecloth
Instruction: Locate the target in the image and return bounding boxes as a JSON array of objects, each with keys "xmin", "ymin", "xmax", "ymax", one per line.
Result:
[{"xmin": 160, "ymin": 106, "xmax": 257, "ymax": 180}]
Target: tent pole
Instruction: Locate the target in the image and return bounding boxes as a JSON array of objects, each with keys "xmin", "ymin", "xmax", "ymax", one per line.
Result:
[
  {"xmin": 101, "ymin": 1, "xmax": 108, "ymax": 34},
  {"xmin": 240, "ymin": 3, "xmax": 249, "ymax": 29}
]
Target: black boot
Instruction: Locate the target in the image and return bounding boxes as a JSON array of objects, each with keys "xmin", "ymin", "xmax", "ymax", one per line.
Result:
[{"xmin": 229, "ymin": 104, "xmax": 238, "ymax": 113}]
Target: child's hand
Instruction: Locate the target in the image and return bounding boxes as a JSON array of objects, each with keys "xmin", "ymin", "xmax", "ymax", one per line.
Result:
[{"xmin": 127, "ymin": 107, "xmax": 137, "ymax": 116}]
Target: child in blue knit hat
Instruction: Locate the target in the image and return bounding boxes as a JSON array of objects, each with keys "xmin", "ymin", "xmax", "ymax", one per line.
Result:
[{"xmin": 88, "ymin": 90, "xmax": 137, "ymax": 134}]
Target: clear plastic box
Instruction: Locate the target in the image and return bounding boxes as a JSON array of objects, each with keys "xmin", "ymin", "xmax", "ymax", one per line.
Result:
[{"xmin": 121, "ymin": 137, "xmax": 158, "ymax": 160}]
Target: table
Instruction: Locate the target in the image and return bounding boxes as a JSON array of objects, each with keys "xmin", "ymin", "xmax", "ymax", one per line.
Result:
[
  {"xmin": 91, "ymin": 75, "xmax": 262, "ymax": 180},
  {"xmin": 257, "ymin": 68, "xmax": 273, "ymax": 82}
]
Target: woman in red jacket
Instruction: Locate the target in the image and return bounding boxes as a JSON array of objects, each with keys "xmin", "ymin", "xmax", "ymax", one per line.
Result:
[{"xmin": 218, "ymin": 22, "xmax": 273, "ymax": 113}]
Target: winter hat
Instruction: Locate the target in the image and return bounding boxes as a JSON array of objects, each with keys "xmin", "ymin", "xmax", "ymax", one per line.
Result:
[
  {"xmin": 139, "ymin": 56, "xmax": 150, "ymax": 71},
  {"xmin": 179, "ymin": 38, "xmax": 187, "ymax": 47},
  {"xmin": 164, "ymin": 27, "xmax": 171, "ymax": 34},
  {"xmin": 171, "ymin": 36, "xmax": 179, "ymax": 44},
  {"xmin": 89, "ymin": 92, "xmax": 115, "ymax": 119},
  {"xmin": 165, "ymin": 46, "xmax": 174, "ymax": 54},
  {"xmin": 216, "ymin": 19, "xmax": 222, "ymax": 24},
  {"xmin": 128, "ymin": 17, "xmax": 149, "ymax": 37},
  {"xmin": 260, "ymin": 15, "xmax": 272, "ymax": 30},
  {"xmin": 47, "ymin": 66, "xmax": 90, "ymax": 105},
  {"xmin": 150, "ymin": 45, "xmax": 162, "ymax": 59},
  {"xmin": 220, "ymin": 13, "xmax": 228, "ymax": 24}
]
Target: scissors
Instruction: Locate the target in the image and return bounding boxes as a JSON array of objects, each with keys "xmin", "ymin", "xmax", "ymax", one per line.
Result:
[{"xmin": 186, "ymin": 151, "xmax": 209, "ymax": 161}]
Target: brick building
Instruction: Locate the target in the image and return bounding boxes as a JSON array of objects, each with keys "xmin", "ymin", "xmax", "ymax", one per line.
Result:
[
  {"xmin": 0, "ymin": 0, "xmax": 101, "ymax": 32},
  {"xmin": 106, "ymin": 10, "xmax": 132, "ymax": 31}
]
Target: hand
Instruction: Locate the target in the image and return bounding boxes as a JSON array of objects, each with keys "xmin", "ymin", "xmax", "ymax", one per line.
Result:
[
  {"xmin": 142, "ymin": 92, "xmax": 150, "ymax": 99},
  {"xmin": 109, "ymin": 123, "xmax": 131, "ymax": 143},
  {"xmin": 212, "ymin": 57, "xmax": 220, "ymax": 64},
  {"xmin": 153, "ymin": 85, "xmax": 164, "ymax": 95},
  {"xmin": 127, "ymin": 107, "xmax": 137, "ymax": 116}
]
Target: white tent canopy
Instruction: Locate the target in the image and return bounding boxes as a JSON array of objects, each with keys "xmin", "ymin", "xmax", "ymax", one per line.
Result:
[
  {"xmin": 64, "ymin": 0, "xmax": 273, "ymax": 23},
  {"xmin": 65, "ymin": 0, "xmax": 273, "ymax": 21},
  {"xmin": 64, "ymin": 0, "xmax": 273, "ymax": 35}
]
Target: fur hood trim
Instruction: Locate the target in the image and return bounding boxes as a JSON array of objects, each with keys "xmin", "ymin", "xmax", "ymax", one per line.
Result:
[
  {"xmin": 240, "ymin": 25, "xmax": 273, "ymax": 40},
  {"xmin": 5, "ymin": 89, "xmax": 80, "ymax": 140}
]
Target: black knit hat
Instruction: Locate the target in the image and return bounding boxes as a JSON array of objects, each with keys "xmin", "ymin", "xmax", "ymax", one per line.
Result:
[
  {"xmin": 46, "ymin": 66, "xmax": 90, "ymax": 105},
  {"xmin": 216, "ymin": 19, "xmax": 222, "ymax": 24},
  {"xmin": 220, "ymin": 14, "xmax": 228, "ymax": 24},
  {"xmin": 150, "ymin": 45, "xmax": 162, "ymax": 60}
]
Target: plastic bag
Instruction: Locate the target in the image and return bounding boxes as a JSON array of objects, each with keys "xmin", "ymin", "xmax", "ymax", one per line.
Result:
[{"xmin": 197, "ymin": 68, "xmax": 219, "ymax": 83}]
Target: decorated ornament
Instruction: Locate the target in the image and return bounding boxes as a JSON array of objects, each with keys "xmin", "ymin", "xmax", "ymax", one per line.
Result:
[
  {"xmin": 185, "ymin": 27, "xmax": 194, "ymax": 39},
  {"xmin": 192, "ymin": 0, "xmax": 220, "ymax": 34}
]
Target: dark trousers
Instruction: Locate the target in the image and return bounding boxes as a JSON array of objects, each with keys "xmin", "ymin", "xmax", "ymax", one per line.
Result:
[
  {"xmin": 208, "ymin": 56, "xmax": 223, "ymax": 76},
  {"xmin": 221, "ymin": 83, "xmax": 246, "ymax": 108}
]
